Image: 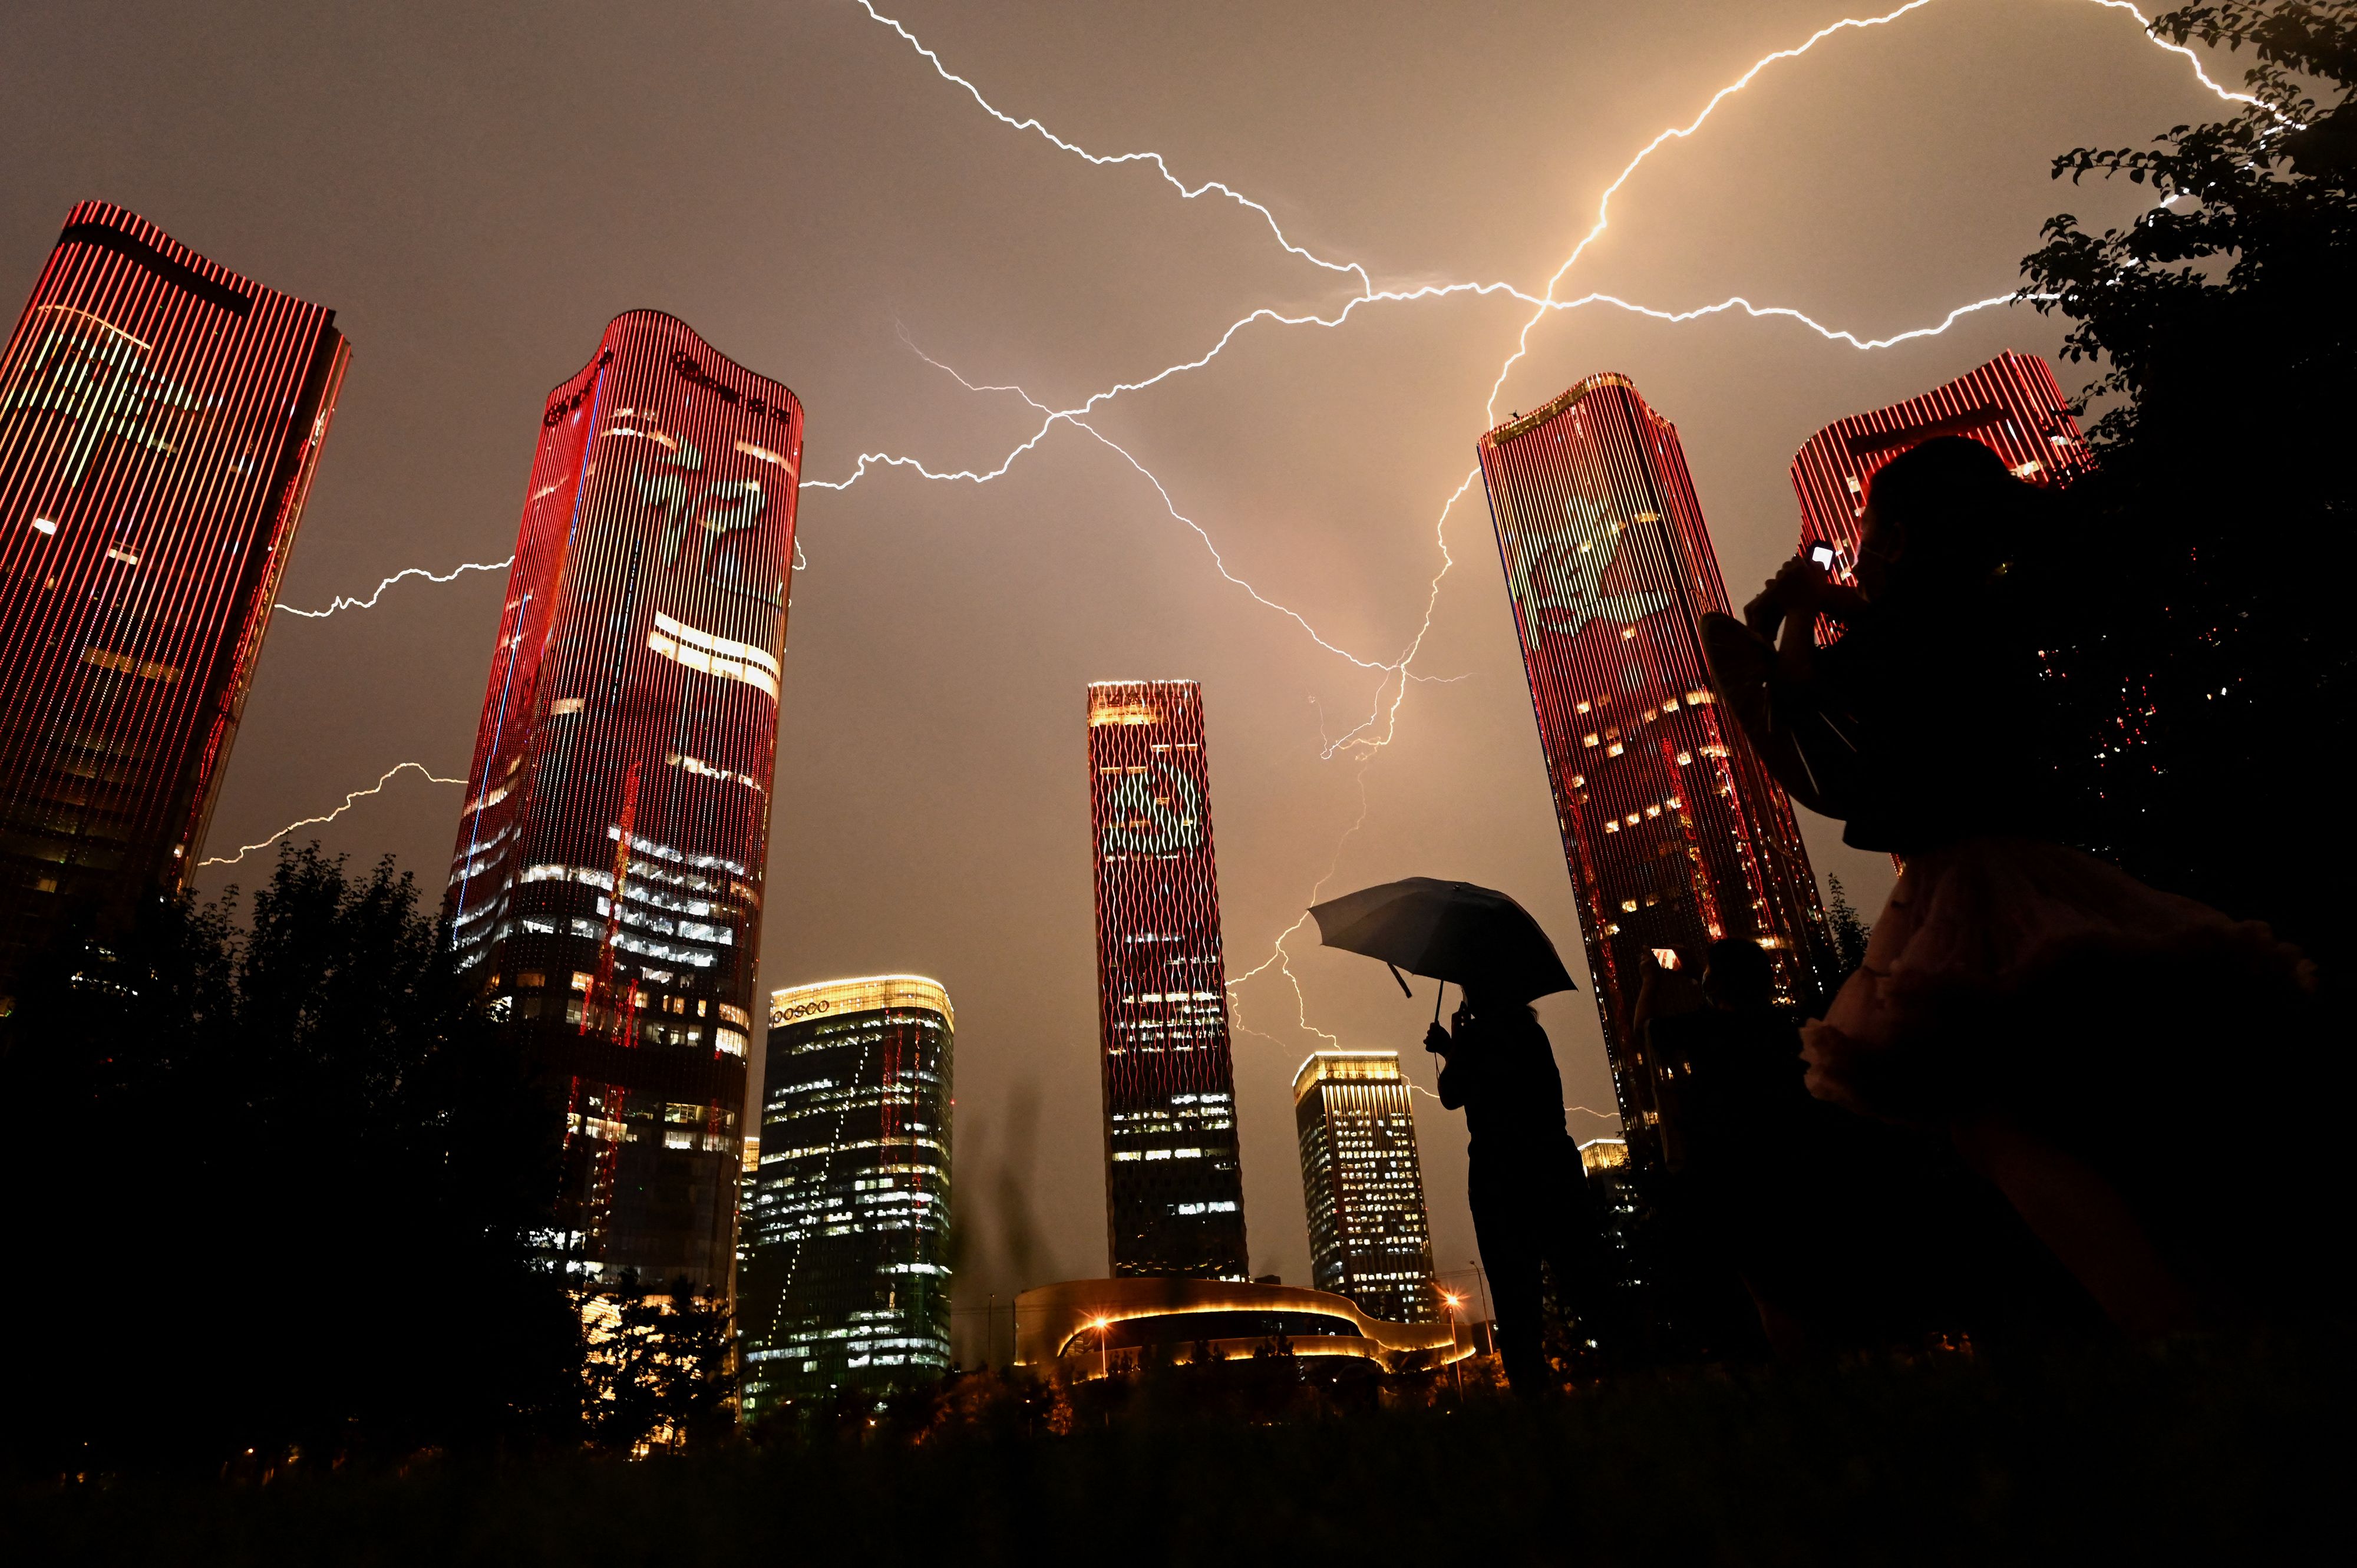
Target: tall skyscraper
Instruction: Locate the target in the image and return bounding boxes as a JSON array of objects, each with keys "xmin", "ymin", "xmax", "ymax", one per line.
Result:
[
  {"xmin": 1476, "ymin": 374, "xmax": 1835, "ymax": 1166},
  {"xmin": 741, "ymin": 976, "xmax": 953, "ymax": 1412},
  {"xmin": 443, "ymin": 311, "xmax": 801, "ymax": 1290},
  {"xmin": 1790, "ymin": 350, "xmax": 2092, "ymax": 564},
  {"xmin": 1293, "ymin": 1051, "xmax": 1437, "ymax": 1323},
  {"xmin": 1577, "ymin": 1136, "xmax": 1648, "ymax": 1312},
  {"xmin": 1088, "ymin": 679, "xmax": 1248, "ymax": 1279},
  {"xmin": 0, "ymin": 202, "xmax": 348, "ymax": 989}
]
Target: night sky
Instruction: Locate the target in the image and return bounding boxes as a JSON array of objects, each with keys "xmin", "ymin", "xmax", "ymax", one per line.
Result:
[{"xmin": 2, "ymin": 1, "xmax": 2238, "ymax": 1346}]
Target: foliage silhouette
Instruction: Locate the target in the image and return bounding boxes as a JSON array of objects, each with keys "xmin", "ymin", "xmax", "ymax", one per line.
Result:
[
  {"xmin": 0, "ymin": 844, "xmax": 580, "ymax": 1473},
  {"xmin": 2021, "ymin": 0, "xmax": 2356, "ymax": 960}
]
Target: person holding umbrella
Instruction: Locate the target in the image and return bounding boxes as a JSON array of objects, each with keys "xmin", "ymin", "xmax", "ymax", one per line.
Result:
[{"xmin": 1309, "ymin": 879, "xmax": 1600, "ymax": 1395}]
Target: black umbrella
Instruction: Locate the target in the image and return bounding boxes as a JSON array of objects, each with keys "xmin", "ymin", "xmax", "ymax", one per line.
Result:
[{"xmin": 1308, "ymin": 877, "xmax": 1577, "ymax": 1016}]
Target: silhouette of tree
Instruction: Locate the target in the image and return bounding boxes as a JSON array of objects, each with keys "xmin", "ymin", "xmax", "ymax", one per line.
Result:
[
  {"xmin": 0, "ymin": 844, "xmax": 579, "ymax": 1472},
  {"xmin": 2020, "ymin": 1, "xmax": 2356, "ymax": 958},
  {"xmin": 1825, "ymin": 877, "xmax": 1873, "ymax": 975},
  {"xmin": 583, "ymin": 1272, "xmax": 738, "ymax": 1454}
]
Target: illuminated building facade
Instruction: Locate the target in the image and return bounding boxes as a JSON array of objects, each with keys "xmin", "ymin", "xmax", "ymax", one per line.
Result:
[
  {"xmin": 0, "ymin": 202, "xmax": 348, "ymax": 988},
  {"xmin": 1293, "ymin": 1052, "xmax": 1437, "ymax": 1323},
  {"xmin": 1476, "ymin": 374, "xmax": 1835, "ymax": 1166},
  {"xmin": 1578, "ymin": 1136, "xmax": 1646, "ymax": 1306},
  {"xmin": 443, "ymin": 311, "xmax": 801, "ymax": 1290},
  {"xmin": 741, "ymin": 976, "xmax": 953, "ymax": 1411},
  {"xmin": 1088, "ymin": 680, "xmax": 1248, "ymax": 1279},
  {"xmin": 1790, "ymin": 350, "xmax": 2092, "ymax": 566}
]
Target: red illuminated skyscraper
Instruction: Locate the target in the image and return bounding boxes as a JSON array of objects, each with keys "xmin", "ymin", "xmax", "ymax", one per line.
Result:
[
  {"xmin": 1088, "ymin": 680, "xmax": 1249, "ymax": 1279},
  {"xmin": 1790, "ymin": 350, "xmax": 2092, "ymax": 565},
  {"xmin": 445, "ymin": 311, "xmax": 802, "ymax": 1290},
  {"xmin": 1477, "ymin": 374, "xmax": 1835, "ymax": 1166},
  {"xmin": 0, "ymin": 203, "xmax": 348, "ymax": 989}
]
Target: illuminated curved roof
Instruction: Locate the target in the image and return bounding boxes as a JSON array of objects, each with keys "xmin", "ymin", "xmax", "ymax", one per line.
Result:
[
  {"xmin": 1013, "ymin": 1276, "xmax": 1461, "ymax": 1372},
  {"xmin": 769, "ymin": 974, "xmax": 954, "ymax": 1032}
]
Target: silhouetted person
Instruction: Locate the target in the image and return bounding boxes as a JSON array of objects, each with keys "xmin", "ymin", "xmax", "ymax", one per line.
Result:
[
  {"xmin": 1427, "ymin": 986, "xmax": 1592, "ymax": 1394},
  {"xmin": 1702, "ymin": 437, "xmax": 2317, "ymax": 1334}
]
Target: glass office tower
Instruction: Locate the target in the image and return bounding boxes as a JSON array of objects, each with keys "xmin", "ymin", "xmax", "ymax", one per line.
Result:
[
  {"xmin": 1293, "ymin": 1051, "xmax": 1437, "ymax": 1323},
  {"xmin": 0, "ymin": 202, "xmax": 348, "ymax": 992},
  {"xmin": 443, "ymin": 310, "xmax": 803, "ymax": 1289},
  {"xmin": 1476, "ymin": 374, "xmax": 1836, "ymax": 1166},
  {"xmin": 1088, "ymin": 679, "xmax": 1249, "ymax": 1279},
  {"xmin": 1790, "ymin": 350, "xmax": 2092, "ymax": 566},
  {"xmin": 742, "ymin": 976, "xmax": 954, "ymax": 1411}
]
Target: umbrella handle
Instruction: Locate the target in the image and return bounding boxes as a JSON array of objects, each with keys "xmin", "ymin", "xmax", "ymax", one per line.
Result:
[
  {"xmin": 1385, "ymin": 962, "xmax": 1414, "ymax": 999},
  {"xmin": 1433, "ymin": 981, "xmax": 1446, "ymax": 1026}
]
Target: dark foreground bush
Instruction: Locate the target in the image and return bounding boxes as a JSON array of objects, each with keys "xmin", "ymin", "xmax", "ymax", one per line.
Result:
[{"xmin": 6, "ymin": 1332, "xmax": 2339, "ymax": 1566}]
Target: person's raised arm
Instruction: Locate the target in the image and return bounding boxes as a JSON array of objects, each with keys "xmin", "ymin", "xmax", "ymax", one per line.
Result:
[{"xmin": 1427, "ymin": 1021, "xmax": 1470, "ymax": 1110}]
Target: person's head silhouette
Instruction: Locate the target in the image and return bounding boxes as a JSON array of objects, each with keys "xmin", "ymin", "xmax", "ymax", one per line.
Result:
[
  {"xmin": 1856, "ymin": 435, "xmax": 2030, "ymax": 603},
  {"xmin": 1701, "ymin": 938, "xmax": 1774, "ymax": 1011}
]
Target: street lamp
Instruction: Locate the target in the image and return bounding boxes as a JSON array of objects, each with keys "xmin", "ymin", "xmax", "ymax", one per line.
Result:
[{"xmin": 1438, "ymin": 1289, "xmax": 1467, "ymax": 1404}]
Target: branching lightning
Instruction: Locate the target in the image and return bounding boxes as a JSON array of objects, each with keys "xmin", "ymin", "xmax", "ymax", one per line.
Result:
[
  {"xmin": 820, "ymin": 0, "xmax": 2266, "ymax": 1071},
  {"xmin": 275, "ymin": 557, "xmax": 514, "ymax": 619},
  {"xmin": 197, "ymin": 762, "xmax": 465, "ymax": 868},
  {"xmin": 249, "ymin": 1, "xmax": 2263, "ymax": 1081}
]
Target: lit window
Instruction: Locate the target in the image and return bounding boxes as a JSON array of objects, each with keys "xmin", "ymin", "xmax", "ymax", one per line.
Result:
[
  {"xmin": 1644, "ymin": 805, "xmax": 1660, "ymax": 818},
  {"xmin": 552, "ymin": 696, "xmax": 585, "ymax": 716},
  {"xmin": 646, "ymin": 612, "xmax": 779, "ymax": 699},
  {"xmin": 1582, "ymin": 734, "xmax": 1600, "ymax": 748},
  {"xmin": 1603, "ymin": 820, "xmax": 1620, "ymax": 834},
  {"xmin": 1606, "ymin": 743, "xmax": 1624, "ymax": 757},
  {"xmin": 1620, "ymin": 900, "xmax": 1638, "ymax": 913},
  {"xmin": 1676, "ymin": 751, "xmax": 1692, "ymax": 766},
  {"xmin": 1620, "ymin": 628, "xmax": 1636, "ymax": 640}
]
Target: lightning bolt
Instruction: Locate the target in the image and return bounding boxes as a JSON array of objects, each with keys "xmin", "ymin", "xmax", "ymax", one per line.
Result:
[
  {"xmin": 197, "ymin": 762, "xmax": 465, "ymax": 868},
  {"xmin": 252, "ymin": 2, "xmax": 2260, "ymax": 1076},
  {"xmin": 274, "ymin": 558, "xmax": 514, "ymax": 619}
]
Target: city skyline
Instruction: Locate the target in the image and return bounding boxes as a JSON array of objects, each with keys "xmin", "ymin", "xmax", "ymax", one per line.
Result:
[
  {"xmin": 442, "ymin": 311, "xmax": 803, "ymax": 1289},
  {"xmin": 1, "ymin": 0, "xmax": 2241, "ymax": 1300}
]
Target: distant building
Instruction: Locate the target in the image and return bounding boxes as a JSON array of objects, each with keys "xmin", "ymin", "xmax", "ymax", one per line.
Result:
[
  {"xmin": 1790, "ymin": 349, "xmax": 2092, "ymax": 567},
  {"xmin": 440, "ymin": 311, "xmax": 803, "ymax": 1290},
  {"xmin": 1475, "ymin": 374, "xmax": 1836, "ymax": 1167},
  {"xmin": 1087, "ymin": 680, "xmax": 1249, "ymax": 1279},
  {"xmin": 1014, "ymin": 1276, "xmax": 1460, "ymax": 1376},
  {"xmin": 1293, "ymin": 1052, "xmax": 1437, "ymax": 1323},
  {"xmin": 0, "ymin": 202, "xmax": 348, "ymax": 992},
  {"xmin": 1578, "ymin": 1137, "xmax": 1646, "ymax": 1306},
  {"xmin": 741, "ymin": 976, "xmax": 954, "ymax": 1412}
]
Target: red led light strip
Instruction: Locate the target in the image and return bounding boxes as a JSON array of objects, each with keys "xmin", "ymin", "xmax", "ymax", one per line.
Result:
[{"xmin": 0, "ymin": 202, "xmax": 346, "ymax": 978}]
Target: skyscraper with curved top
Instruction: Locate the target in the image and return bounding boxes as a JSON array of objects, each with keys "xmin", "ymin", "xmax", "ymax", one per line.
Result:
[
  {"xmin": 742, "ymin": 975, "xmax": 953, "ymax": 1410},
  {"xmin": 0, "ymin": 202, "xmax": 347, "ymax": 991},
  {"xmin": 1476, "ymin": 374, "xmax": 1834, "ymax": 1167},
  {"xmin": 444, "ymin": 311, "xmax": 803, "ymax": 1290},
  {"xmin": 1088, "ymin": 679, "xmax": 1248, "ymax": 1279}
]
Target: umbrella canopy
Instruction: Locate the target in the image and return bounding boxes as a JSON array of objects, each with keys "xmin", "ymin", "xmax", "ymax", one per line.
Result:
[{"xmin": 1308, "ymin": 877, "xmax": 1577, "ymax": 1005}]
